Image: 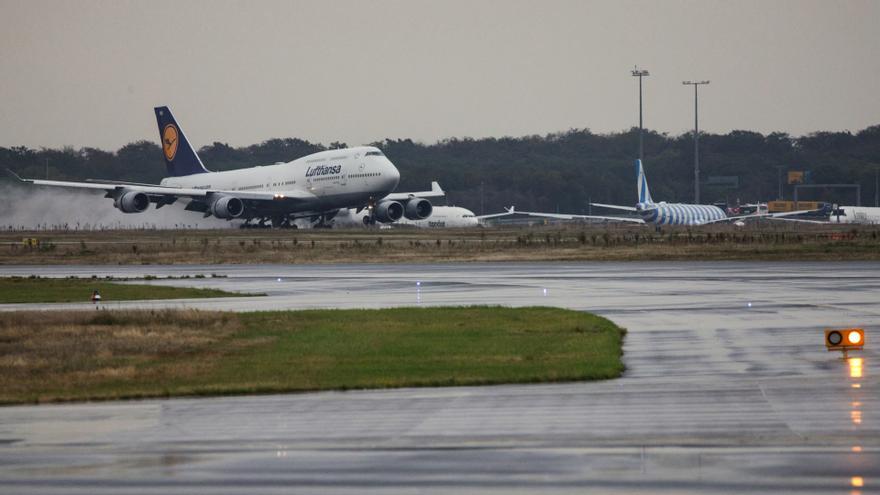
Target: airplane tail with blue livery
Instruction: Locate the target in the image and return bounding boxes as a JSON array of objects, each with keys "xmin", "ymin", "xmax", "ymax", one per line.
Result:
[
  {"xmin": 636, "ymin": 159, "xmax": 654, "ymax": 205},
  {"xmin": 154, "ymin": 106, "xmax": 210, "ymax": 177}
]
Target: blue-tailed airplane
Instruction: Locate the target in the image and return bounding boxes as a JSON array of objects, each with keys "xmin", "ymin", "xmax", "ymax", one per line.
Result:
[
  {"xmin": 592, "ymin": 160, "xmax": 813, "ymax": 225},
  {"xmin": 482, "ymin": 160, "xmax": 809, "ymax": 226},
  {"xmin": 591, "ymin": 159, "xmax": 729, "ymax": 225}
]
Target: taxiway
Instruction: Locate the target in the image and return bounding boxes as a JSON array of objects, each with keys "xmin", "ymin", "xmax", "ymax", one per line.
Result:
[{"xmin": 0, "ymin": 262, "xmax": 877, "ymax": 493}]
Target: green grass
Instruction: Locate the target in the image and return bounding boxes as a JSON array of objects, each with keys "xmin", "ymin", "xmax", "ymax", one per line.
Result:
[
  {"xmin": 0, "ymin": 307, "xmax": 625, "ymax": 404},
  {"xmin": 0, "ymin": 277, "xmax": 250, "ymax": 303}
]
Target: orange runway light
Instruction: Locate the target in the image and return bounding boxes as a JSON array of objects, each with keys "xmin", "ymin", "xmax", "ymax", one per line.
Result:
[
  {"xmin": 852, "ymin": 476, "xmax": 864, "ymax": 488},
  {"xmin": 826, "ymin": 328, "xmax": 865, "ymax": 353}
]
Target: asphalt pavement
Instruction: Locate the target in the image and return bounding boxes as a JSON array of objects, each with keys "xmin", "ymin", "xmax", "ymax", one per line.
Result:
[{"xmin": 0, "ymin": 262, "xmax": 877, "ymax": 494}]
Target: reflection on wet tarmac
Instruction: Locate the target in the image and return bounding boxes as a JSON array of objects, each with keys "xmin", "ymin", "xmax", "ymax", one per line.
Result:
[
  {"xmin": 850, "ymin": 357, "xmax": 863, "ymax": 379},
  {"xmin": 848, "ymin": 356, "xmax": 866, "ymax": 494},
  {"xmin": 851, "ymin": 410, "xmax": 863, "ymax": 425}
]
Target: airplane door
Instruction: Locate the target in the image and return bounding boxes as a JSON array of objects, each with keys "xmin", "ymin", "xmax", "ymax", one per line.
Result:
[
  {"xmin": 340, "ymin": 155, "xmax": 350, "ymax": 187},
  {"xmin": 358, "ymin": 157, "xmax": 368, "ymax": 188}
]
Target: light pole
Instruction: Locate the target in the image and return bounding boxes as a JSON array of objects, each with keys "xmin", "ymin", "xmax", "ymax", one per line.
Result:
[
  {"xmin": 875, "ymin": 166, "xmax": 879, "ymax": 207},
  {"xmin": 776, "ymin": 165, "xmax": 784, "ymax": 200},
  {"xmin": 631, "ymin": 67, "xmax": 650, "ymax": 161},
  {"xmin": 683, "ymin": 80, "xmax": 710, "ymax": 203}
]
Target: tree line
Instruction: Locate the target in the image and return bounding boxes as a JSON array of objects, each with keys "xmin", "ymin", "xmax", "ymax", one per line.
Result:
[{"xmin": 3, "ymin": 126, "xmax": 879, "ymax": 214}]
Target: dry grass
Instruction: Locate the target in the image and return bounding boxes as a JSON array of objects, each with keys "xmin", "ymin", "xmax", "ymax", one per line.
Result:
[
  {"xmin": 1, "ymin": 223, "xmax": 879, "ymax": 264},
  {"xmin": 0, "ymin": 277, "xmax": 249, "ymax": 303},
  {"xmin": 0, "ymin": 307, "xmax": 624, "ymax": 404},
  {"xmin": 0, "ymin": 310, "xmax": 243, "ymax": 403}
]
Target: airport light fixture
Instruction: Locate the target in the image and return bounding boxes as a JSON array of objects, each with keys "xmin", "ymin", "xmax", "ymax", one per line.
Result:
[
  {"xmin": 683, "ymin": 80, "xmax": 710, "ymax": 203},
  {"xmin": 825, "ymin": 327, "xmax": 865, "ymax": 358},
  {"xmin": 874, "ymin": 167, "xmax": 880, "ymax": 208},
  {"xmin": 631, "ymin": 67, "xmax": 650, "ymax": 161}
]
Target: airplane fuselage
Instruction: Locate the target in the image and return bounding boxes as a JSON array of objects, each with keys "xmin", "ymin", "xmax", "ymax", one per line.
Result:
[
  {"xmin": 161, "ymin": 146, "xmax": 400, "ymax": 214},
  {"xmin": 830, "ymin": 206, "xmax": 880, "ymax": 224},
  {"xmin": 331, "ymin": 205, "xmax": 479, "ymax": 228},
  {"xmin": 398, "ymin": 206, "xmax": 479, "ymax": 228},
  {"xmin": 638, "ymin": 202, "xmax": 727, "ymax": 226}
]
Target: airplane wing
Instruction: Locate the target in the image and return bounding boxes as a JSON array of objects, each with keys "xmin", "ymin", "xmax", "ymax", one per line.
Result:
[
  {"xmin": 6, "ymin": 170, "xmax": 317, "ymax": 209},
  {"xmin": 384, "ymin": 181, "xmax": 445, "ymax": 201},
  {"xmin": 477, "ymin": 206, "xmax": 517, "ymax": 220},
  {"xmin": 590, "ymin": 202, "xmax": 639, "ymax": 212},
  {"xmin": 512, "ymin": 211, "xmax": 645, "ymax": 224},
  {"xmin": 761, "ymin": 216, "xmax": 829, "ymax": 224},
  {"xmin": 702, "ymin": 209, "xmax": 823, "ymax": 225},
  {"xmin": 477, "ymin": 206, "xmax": 644, "ymax": 224}
]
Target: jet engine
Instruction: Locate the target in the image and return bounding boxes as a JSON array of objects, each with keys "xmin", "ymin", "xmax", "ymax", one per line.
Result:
[
  {"xmin": 210, "ymin": 195, "xmax": 245, "ymax": 219},
  {"xmin": 374, "ymin": 200, "xmax": 404, "ymax": 223},
  {"xmin": 114, "ymin": 191, "xmax": 149, "ymax": 213},
  {"xmin": 403, "ymin": 198, "xmax": 432, "ymax": 220}
]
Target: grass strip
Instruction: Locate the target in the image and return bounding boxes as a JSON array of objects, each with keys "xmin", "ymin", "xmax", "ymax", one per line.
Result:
[
  {"xmin": 0, "ymin": 306, "xmax": 625, "ymax": 404},
  {"xmin": 0, "ymin": 277, "xmax": 250, "ymax": 303}
]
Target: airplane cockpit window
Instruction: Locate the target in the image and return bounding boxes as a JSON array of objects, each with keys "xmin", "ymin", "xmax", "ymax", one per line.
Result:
[{"xmin": 365, "ymin": 151, "xmax": 384, "ymax": 157}]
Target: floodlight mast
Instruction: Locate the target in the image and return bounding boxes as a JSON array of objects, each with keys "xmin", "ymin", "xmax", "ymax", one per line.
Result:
[
  {"xmin": 683, "ymin": 80, "xmax": 710, "ymax": 203},
  {"xmin": 631, "ymin": 67, "xmax": 650, "ymax": 161}
]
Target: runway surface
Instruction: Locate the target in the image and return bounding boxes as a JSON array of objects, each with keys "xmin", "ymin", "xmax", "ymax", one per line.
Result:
[{"xmin": 1, "ymin": 262, "xmax": 878, "ymax": 493}]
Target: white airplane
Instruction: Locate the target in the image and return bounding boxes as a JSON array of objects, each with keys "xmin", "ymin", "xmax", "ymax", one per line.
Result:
[
  {"xmin": 588, "ymin": 159, "xmax": 811, "ymax": 225},
  {"xmin": 592, "ymin": 160, "xmax": 748, "ymax": 225},
  {"xmin": 830, "ymin": 205, "xmax": 880, "ymax": 224},
  {"xmin": 7, "ymin": 106, "xmax": 443, "ymax": 228},
  {"xmin": 332, "ymin": 203, "xmax": 481, "ymax": 228},
  {"xmin": 401, "ymin": 206, "xmax": 480, "ymax": 228},
  {"xmin": 481, "ymin": 160, "xmax": 811, "ymax": 226}
]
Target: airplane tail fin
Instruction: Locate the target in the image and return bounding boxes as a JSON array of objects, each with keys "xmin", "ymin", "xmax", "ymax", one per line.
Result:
[
  {"xmin": 635, "ymin": 159, "xmax": 653, "ymax": 205},
  {"xmin": 154, "ymin": 106, "xmax": 210, "ymax": 177}
]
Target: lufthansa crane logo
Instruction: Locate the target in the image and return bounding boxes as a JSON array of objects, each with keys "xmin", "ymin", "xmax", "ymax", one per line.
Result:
[{"xmin": 162, "ymin": 124, "xmax": 179, "ymax": 161}]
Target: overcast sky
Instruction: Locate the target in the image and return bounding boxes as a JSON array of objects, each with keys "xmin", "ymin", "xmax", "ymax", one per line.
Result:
[{"xmin": 2, "ymin": 0, "xmax": 878, "ymax": 151}]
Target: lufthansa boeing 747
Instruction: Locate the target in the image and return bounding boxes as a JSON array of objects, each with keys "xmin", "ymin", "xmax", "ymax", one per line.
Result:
[{"xmin": 8, "ymin": 107, "xmax": 443, "ymax": 228}]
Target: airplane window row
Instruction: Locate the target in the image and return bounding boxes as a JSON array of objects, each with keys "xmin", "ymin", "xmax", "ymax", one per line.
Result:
[
  {"xmin": 350, "ymin": 173, "xmax": 381, "ymax": 178},
  {"xmin": 365, "ymin": 151, "xmax": 384, "ymax": 157}
]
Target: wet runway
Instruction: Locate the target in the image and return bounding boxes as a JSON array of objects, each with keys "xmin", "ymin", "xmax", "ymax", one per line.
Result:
[{"xmin": 1, "ymin": 262, "xmax": 878, "ymax": 493}]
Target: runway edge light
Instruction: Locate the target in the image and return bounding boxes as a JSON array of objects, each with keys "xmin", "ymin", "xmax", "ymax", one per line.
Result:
[{"xmin": 825, "ymin": 328, "xmax": 864, "ymax": 354}]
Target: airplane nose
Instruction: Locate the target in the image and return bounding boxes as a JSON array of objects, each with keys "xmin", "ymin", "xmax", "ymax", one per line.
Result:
[{"xmin": 386, "ymin": 160, "xmax": 400, "ymax": 190}]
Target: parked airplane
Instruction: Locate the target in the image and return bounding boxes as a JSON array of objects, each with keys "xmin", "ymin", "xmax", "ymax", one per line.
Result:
[
  {"xmin": 332, "ymin": 203, "xmax": 481, "ymax": 228},
  {"xmin": 592, "ymin": 160, "xmax": 815, "ymax": 226},
  {"xmin": 590, "ymin": 160, "xmax": 732, "ymax": 225},
  {"xmin": 482, "ymin": 160, "xmax": 809, "ymax": 226},
  {"xmin": 830, "ymin": 205, "xmax": 880, "ymax": 224},
  {"xmin": 401, "ymin": 206, "xmax": 480, "ymax": 228},
  {"xmin": 8, "ymin": 106, "xmax": 442, "ymax": 228}
]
